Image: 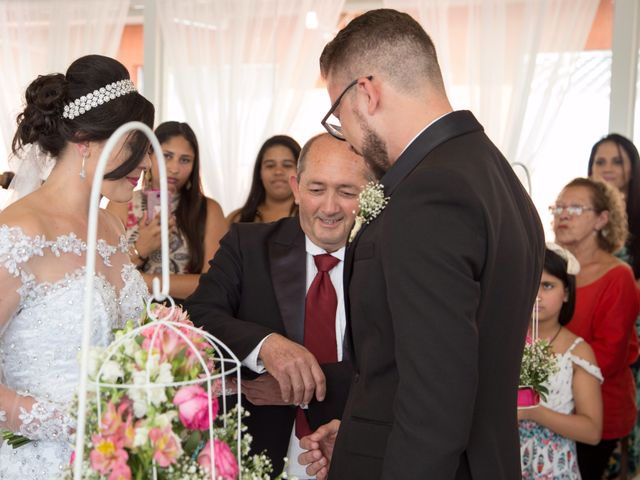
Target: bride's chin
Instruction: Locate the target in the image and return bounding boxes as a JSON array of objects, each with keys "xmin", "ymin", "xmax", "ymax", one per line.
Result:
[{"xmin": 103, "ymin": 187, "xmax": 134, "ymax": 204}]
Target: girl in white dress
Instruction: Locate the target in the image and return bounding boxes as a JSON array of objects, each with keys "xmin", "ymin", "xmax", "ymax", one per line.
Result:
[
  {"xmin": 519, "ymin": 243, "xmax": 603, "ymax": 479},
  {"xmin": 0, "ymin": 54, "xmax": 154, "ymax": 479}
]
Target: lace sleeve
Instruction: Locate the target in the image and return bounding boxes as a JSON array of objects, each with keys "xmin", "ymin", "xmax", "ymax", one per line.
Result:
[
  {"xmin": 0, "ymin": 226, "xmax": 73, "ymax": 442},
  {"xmin": 0, "ymin": 386, "xmax": 74, "ymax": 442}
]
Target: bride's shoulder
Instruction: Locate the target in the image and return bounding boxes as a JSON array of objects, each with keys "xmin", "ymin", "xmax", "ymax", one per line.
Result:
[{"xmin": 0, "ymin": 199, "xmax": 48, "ymax": 240}]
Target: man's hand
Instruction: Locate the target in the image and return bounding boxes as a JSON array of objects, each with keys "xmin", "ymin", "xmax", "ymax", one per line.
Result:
[
  {"xmin": 258, "ymin": 333, "xmax": 326, "ymax": 405},
  {"xmin": 298, "ymin": 419, "xmax": 341, "ymax": 480},
  {"xmin": 240, "ymin": 374, "xmax": 289, "ymax": 406}
]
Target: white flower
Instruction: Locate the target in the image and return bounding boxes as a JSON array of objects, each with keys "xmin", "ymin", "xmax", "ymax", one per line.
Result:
[
  {"xmin": 349, "ymin": 215, "xmax": 364, "ymax": 243},
  {"xmin": 122, "ymin": 337, "xmax": 140, "ymax": 357},
  {"xmin": 134, "ymin": 350, "xmax": 147, "ymax": 369},
  {"xmin": 154, "ymin": 411, "xmax": 177, "ymax": 428},
  {"xmin": 133, "ymin": 425, "xmax": 149, "ymax": 447},
  {"xmin": 85, "ymin": 347, "xmax": 104, "ymax": 380},
  {"xmin": 0, "ymin": 409, "xmax": 6, "ymax": 422},
  {"xmin": 129, "ymin": 370, "xmax": 149, "ymax": 417},
  {"xmin": 99, "ymin": 360, "xmax": 124, "ymax": 383},
  {"xmin": 348, "ymin": 181, "xmax": 389, "ymax": 243},
  {"xmin": 157, "ymin": 362, "xmax": 174, "ymax": 385}
]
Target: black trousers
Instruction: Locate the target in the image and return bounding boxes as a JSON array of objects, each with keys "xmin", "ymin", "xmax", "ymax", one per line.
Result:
[{"xmin": 576, "ymin": 439, "xmax": 618, "ymax": 480}]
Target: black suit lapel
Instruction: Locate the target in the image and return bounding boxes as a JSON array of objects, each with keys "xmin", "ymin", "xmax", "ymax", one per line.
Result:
[
  {"xmin": 345, "ymin": 110, "xmax": 483, "ymax": 285},
  {"xmin": 268, "ymin": 218, "xmax": 306, "ymax": 345},
  {"xmin": 381, "ymin": 110, "xmax": 483, "ymax": 195},
  {"xmin": 343, "ymin": 111, "xmax": 484, "ymax": 356}
]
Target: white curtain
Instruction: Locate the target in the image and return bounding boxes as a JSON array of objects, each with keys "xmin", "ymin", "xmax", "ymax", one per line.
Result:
[
  {"xmin": 0, "ymin": 0, "xmax": 129, "ymax": 175},
  {"xmin": 383, "ymin": 0, "xmax": 599, "ymax": 196},
  {"xmin": 157, "ymin": 0, "xmax": 345, "ymax": 213}
]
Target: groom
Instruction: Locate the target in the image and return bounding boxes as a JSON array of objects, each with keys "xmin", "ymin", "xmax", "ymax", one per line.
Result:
[{"xmin": 300, "ymin": 9, "xmax": 545, "ymax": 480}]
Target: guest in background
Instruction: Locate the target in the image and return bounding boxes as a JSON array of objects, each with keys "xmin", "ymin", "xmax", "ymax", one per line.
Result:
[
  {"xmin": 551, "ymin": 177, "xmax": 639, "ymax": 480},
  {"xmin": 588, "ymin": 134, "xmax": 640, "ymax": 480},
  {"xmin": 107, "ymin": 121, "xmax": 227, "ymax": 301},
  {"xmin": 227, "ymin": 134, "xmax": 301, "ymax": 223},
  {"xmin": 588, "ymin": 133, "xmax": 640, "ymax": 282},
  {"xmin": 519, "ymin": 243, "xmax": 602, "ymax": 479}
]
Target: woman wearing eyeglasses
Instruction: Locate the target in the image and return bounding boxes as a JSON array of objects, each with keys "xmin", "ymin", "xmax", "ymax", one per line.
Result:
[{"xmin": 551, "ymin": 177, "xmax": 639, "ymax": 480}]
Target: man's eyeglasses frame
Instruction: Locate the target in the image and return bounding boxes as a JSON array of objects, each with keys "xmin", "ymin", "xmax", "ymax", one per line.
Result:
[{"xmin": 321, "ymin": 76, "xmax": 374, "ymax": 141}]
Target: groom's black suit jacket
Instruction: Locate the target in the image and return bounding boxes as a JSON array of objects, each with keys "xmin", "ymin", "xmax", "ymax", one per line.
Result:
[
  {"xmin": 328, "ymin": 111, "xmax": 545, "ymax": 479},
  {"xmin": 185, "ymin": 217, "xmax": 352, "ymax": 475}
]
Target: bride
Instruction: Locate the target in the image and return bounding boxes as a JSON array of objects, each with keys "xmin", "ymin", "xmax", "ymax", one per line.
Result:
[{"xmin": 0, "ymin": 54, "xmax": 154, "ymax": 478}]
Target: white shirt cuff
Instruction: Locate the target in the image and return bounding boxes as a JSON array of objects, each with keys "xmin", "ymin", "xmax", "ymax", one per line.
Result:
[{"xmin": 241, "ymin": 334, "xmax": 272, "ymax": 373}]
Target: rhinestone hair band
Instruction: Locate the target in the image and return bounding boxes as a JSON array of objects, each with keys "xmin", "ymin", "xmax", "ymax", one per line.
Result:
[{"xmin": 62, "ymin": 79, "xmax": 136, "ymax": 120}]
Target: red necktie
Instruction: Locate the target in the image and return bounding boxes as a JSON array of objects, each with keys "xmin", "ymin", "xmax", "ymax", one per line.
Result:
[{"xmin": 295, "ymin": 253, "xmax": 340, "ymax": 439}]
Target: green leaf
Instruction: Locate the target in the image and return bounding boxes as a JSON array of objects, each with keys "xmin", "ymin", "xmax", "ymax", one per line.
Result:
[
  {"xmin": 1, "ymin": 431, "xmax": 32, "ymax": 449},
  {"xmin": 183, "ymin": 430, "xmax": 201, "ymax": 456}
]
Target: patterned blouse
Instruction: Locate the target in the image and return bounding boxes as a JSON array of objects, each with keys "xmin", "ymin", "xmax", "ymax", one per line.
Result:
[{"xmin": 124, "ymin": 190, "xmax": 191, "ymax": 274}]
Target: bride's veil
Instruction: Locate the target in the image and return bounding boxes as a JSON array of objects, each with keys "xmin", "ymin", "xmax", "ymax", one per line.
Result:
[{"xmin": 3, "ymin": 143, "xmax": 55, "ymax": 209}]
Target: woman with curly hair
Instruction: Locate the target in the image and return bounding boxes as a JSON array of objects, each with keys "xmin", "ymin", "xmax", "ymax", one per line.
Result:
[{"xmin": 551, "ymin": 177, "xmax": 640, "ymax": 479}]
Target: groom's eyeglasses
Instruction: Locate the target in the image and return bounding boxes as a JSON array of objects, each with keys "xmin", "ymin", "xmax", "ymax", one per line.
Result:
[{"xmin": 321, "ymin": 75, "xmax": 373, "ymax": 141}]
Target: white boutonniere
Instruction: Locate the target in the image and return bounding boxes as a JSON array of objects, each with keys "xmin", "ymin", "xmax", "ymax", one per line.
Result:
[{"xmin": 349, "ymin": 181, "xmax": 390, "ymax": 243}]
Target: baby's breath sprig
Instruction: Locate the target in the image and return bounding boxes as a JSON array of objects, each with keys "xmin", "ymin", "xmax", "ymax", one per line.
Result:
[
  {"xmin": 519, "ymin": 339, "xmax": 558, "ymax": 401},
  {"xmin": 349, "ymin": 181, "xmax": 390, "ymax": 243}
]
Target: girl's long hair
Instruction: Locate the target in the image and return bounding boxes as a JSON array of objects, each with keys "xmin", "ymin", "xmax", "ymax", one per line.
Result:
[
  {"xmin": 238, "ymin": 135, "xmax": 301, "ymax": 222},
  {"xmin": 154, "ymin": 121, "xmax": 207, "ymax": 273},
  {"xmin": 588, "ymin": 133, "xmax": 640, "ymax": 277}
]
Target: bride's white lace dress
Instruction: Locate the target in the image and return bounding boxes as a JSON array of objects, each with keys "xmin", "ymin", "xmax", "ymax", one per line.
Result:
[{"xmin": 0, "ymin": 225, "xmax": 148, "ymax": 479}]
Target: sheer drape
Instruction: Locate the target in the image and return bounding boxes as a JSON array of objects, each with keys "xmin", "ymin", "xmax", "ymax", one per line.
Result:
[
  {"xmin": 157, "ymin": 0, "xmax": 344, "ymax": 212},
  {"xmin": 383, "ymin": 0, "xmax": 599, "ymax": 196},
  {"xmin": 0, "ymin": 0, "xmax": 130, "ymax": 172}
]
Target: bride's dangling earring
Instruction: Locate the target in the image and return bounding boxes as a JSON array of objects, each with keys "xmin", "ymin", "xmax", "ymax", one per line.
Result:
[{"xmin": 79, "ymin": 151, "xmax": 87, "ymax": 179}]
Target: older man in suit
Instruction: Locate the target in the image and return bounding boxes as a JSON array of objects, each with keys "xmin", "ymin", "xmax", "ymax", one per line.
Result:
[
  {"xmin": 299, "ymin": 8, "xmax": 545, "ymax": 480},
  {"xmin": 185, "ymin": 133, "xmax": 373, "ymax": 477}
]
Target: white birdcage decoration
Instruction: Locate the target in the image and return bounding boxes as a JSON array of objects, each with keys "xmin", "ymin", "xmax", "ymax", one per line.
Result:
[{"xmin": 72, "ymin": 122, "xmax": 243, "ymax": 480}]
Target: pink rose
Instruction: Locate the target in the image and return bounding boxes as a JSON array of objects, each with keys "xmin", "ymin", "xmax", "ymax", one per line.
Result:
[
  {"xmin": 197, "ymin": 439, "xmax": 239, "ymax": 480},
  {"xmin": 173, "ymin": 385, "xmax": 219, "ymax": 430}
]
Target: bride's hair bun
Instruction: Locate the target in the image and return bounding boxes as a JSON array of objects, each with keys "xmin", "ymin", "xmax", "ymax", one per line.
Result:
[
  {"xmin": 13, "ymin": 73, "xmax": 68, "ymax": 157},
  {"xmin": 11, "ymin": 55, "xmax": 154, "ymax": 180}
]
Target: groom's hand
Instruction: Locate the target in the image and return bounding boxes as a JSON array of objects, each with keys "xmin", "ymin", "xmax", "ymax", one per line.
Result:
[
  {"xmin": 299, "ymin": 419, "xmax": 341, "ymax": 480},
  {"xmin": 258, "ymin": 333, "xmax": 326, "ymax": 405},
  {"xmin": 240, "ymin": 374, "xmax": 289, "ymax": 406}
]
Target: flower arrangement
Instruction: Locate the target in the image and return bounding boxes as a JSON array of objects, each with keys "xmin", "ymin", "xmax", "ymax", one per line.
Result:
[
  {"xmin": 349, "ymin": 181, "xmax": 390, "ymax": 243},
  {"xmin": 518, "ymin": 336, "xmax": 558, "ymax": 408},
  {"xmin": 61, "ymin": 303, "xmax": 277, "ymax": 480}
]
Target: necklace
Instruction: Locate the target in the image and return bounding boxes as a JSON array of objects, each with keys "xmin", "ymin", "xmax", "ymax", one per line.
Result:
[{"xmin": 548, "ymin": 325, "xmax": 562, "ymax": 344}]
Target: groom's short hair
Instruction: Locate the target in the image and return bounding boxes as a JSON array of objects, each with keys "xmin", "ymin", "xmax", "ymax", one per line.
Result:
[{"xmin": 319, "ymin": 8, "xmax": 445, "ymax": 96}]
